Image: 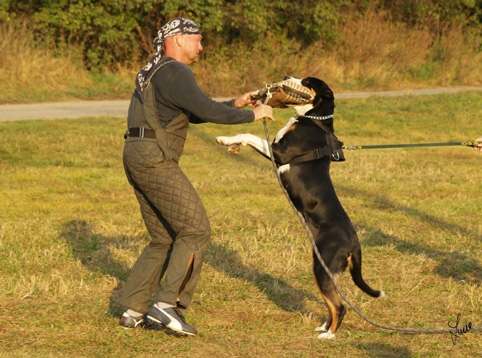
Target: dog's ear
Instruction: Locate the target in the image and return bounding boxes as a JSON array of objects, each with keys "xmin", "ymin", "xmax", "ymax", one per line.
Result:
[
  {"xmin": 302, "ymin": 77, "xmax": 335, "ymax": 105},
  {"xmin": 302, "ymin": 77, "xmax": 333, "ymax": 96},
  {"xmin": 323, "ymin": 89, "xmax": 334, "ymax": 100}
]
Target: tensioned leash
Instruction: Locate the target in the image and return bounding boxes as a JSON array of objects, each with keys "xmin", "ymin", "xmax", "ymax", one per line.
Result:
[
  {"xmin": 259, "ymin": 92, "xmax": 480, "ymax": 337},
  {"xmin": 343, "ymin": 141, "xmax": 480, "ymax": 150}
]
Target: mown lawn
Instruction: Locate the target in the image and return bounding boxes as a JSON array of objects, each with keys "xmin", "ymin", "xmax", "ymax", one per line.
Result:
[{"xmin": 0, "ymin": 91, "xmax": 481, "ymax": 357}]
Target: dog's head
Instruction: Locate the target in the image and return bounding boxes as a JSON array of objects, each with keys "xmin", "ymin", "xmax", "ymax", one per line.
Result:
[
  {"xmin": 251, "ymin": 76, "xmax": 315, "ymax": 108},
  {"xmin": 252, "ymin": 76, "xmax": 334, "ymax": 117},
  {"xmin": 299, "ymin": 77, "xmax": 335, "ymax": 119}
]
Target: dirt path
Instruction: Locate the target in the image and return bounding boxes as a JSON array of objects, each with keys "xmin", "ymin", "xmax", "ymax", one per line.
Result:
[{"xmin": 1, "ymin": 86, "xmax": 482, "ymax": 122}]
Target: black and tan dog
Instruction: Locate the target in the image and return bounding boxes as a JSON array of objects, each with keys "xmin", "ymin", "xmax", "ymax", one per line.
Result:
[{"xmin": 216, "ymin": 77, "xmax": 385, "ymax": 339}]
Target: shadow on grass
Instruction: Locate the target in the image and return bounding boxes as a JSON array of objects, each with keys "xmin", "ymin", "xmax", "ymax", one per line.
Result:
[
  {"xmin": 60, "ymin": 220, "xmax": 132, "ymax": 281},
  {"xmin": 338, "ymin": 185, "xmax": 482, "ymax": 285},
  {"xmin": 356, "ymin": 342, "xmax": 412, "ymax": 358},
  {"xmin": 59, "ymin": 219, "xmax": 137, "ymax": 316},
  {"xmin": 363, "ymin": 227, "xmax": 482, "ymax": 284},
  {"xmin": 205, "ymin": 242, "xmax": 321, "ymax": 313},
  {"xmin": 59, "ymin": 219, "xmax": 322, "ymax": 317}
]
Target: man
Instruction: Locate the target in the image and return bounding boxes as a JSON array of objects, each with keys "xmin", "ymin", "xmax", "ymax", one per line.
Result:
[{"xmin": 117, "ymin": 18, "xmax": 273, "ymax": 336}]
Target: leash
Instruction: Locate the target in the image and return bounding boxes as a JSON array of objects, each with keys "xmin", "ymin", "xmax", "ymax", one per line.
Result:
[
  {"xmin": 343, "ymin": 141, "xmax": 481, "ymax": 150},
  {"xmin": 259, "ymin": 92, "xmax": 480, "ymax": 336}
]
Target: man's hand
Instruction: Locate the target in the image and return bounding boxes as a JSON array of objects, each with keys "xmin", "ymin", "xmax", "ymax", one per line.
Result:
[
  {"xmin": 475, "ymin": 137, "xmax": 482, "ymax": 152},
  {"xmin": 234, "ymin": 92, "xmax": 257, "ymax": 108},
  {"xmin": 253, "ymin": 104, "xmax": 274, "ymax": 122}
]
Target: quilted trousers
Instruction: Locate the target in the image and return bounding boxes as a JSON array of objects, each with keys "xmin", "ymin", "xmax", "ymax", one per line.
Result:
[{"xmin": 118, "ymin": 139, "xmax": 211, "ymax": 312}]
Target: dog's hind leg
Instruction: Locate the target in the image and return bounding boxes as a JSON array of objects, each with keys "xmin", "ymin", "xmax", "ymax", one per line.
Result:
[
  {"xmin": 313, "ymin": 263, "xmax": 346, "ymax": 339},
  {"xmin": 316, "ymin": 285, "xmax": 346, "ymax": 339},
  {"xmin": 314, "ymin": 308, "xmax": 331, "ymax": 334}
]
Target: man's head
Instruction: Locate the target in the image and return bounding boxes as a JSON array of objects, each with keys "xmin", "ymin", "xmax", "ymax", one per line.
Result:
[{"xmin": 154, "ymin": 18, "xmax": 203, "ymax": 65}]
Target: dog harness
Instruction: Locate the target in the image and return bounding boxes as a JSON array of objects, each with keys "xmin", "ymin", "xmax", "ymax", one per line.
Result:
[{"xmin": 279, "ymin": 117, "xmax": 345, "ymax": 165}]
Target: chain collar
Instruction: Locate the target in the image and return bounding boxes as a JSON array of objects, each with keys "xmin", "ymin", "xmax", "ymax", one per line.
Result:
[{"xmin": 303, "ymin": 114, "xmax": 334, "ymax": 121}]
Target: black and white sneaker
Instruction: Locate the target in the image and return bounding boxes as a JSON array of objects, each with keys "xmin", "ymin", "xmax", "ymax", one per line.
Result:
[
  {"xmin": 119, "ymin": 312, "xmax": 146, "ymax": 329},
  {"xmin": 147, "ymin": 304, "xmax": 198, "ymax": 336}
]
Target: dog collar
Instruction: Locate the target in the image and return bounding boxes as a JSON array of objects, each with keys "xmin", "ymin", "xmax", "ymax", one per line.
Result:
[{"xmin": 303, "ymin": 114, "xmax": 334, "ymax": 121}]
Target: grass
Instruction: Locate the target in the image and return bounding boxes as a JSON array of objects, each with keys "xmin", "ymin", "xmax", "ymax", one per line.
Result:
[{"xmin": 1, "ymin": 91, "xmax": 481, "ymax": 357}]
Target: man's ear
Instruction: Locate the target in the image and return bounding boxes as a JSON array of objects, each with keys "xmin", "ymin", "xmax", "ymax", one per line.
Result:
[{"xmin": 175, "ymin": 34, "xmax": 184, "ymax": 47}]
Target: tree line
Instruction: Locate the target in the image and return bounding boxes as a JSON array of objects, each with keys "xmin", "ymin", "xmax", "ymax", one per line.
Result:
[{"xmin": 2, "ymin": 0, "xmax": 481, "ymax": 70}]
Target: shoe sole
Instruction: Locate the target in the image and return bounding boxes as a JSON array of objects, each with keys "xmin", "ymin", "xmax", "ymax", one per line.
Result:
[{"xmin": 147, "ymin": 313, "xmax": 197, "ymax": 336}]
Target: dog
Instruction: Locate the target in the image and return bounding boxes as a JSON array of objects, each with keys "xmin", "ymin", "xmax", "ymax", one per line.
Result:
[{"xmin": 216, "ymin": 77, "xmax": 385, "ymax": 339}]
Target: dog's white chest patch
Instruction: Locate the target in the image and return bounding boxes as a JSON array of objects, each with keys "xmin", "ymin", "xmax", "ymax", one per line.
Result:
[
  {"xmin": 278, "ymin": 164, "xmax": 290, "ymax": 174},
  {"xmin": 274, "ymin": 117, "xmax": 298, "ymax": 143}
]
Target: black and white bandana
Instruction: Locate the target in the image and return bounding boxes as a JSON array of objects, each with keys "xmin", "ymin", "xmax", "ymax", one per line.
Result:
[{"xmin": 135, "ymin": 18, "xmax": 201, "ymax": 100}]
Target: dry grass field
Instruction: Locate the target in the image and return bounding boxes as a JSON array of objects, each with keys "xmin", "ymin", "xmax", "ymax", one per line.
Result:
[
  {"xmin": 1, "ymin": 8, "xmax": 482, "ymax": 356},
  {"xmin": 0, "ymin": 91, "xmax": 481, "ymax": 357},
  {"xmin": 1, "ymin": 12, "xmax": 481, "ymax": 104}
]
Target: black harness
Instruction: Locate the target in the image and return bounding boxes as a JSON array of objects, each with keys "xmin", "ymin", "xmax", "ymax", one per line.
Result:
[{"xmin": 280, "ymin": 116, "xmax": 345, "ymax": 165}]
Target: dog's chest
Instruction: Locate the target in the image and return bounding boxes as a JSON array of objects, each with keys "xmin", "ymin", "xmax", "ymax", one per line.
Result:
[
  {"xmin": 274, "ymin": 117, "xmax": 298, "ymax": 143},
  {"xmin": 274, "ymin": 118, "xmax": 323, "ymax": 151}
]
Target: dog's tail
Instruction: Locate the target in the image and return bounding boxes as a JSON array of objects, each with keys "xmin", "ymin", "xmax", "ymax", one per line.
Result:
[{"xmin": 349, "ymin": 248, "xmax": 385, "ymax": 298}]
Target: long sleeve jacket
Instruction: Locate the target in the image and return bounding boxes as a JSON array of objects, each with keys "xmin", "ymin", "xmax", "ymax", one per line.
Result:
[{"xmin": 150, "ymin": 58, "xmax": 254, "ymax": 128}]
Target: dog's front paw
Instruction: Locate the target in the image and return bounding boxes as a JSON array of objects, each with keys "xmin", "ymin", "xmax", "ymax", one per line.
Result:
[
  {"xmin": 216, "ymin": 136, "xmax": 232, "ymax": 146},
  {"xmin": 216, "ymin": 136, "xmax": 241, "ymax": 155},
  {"xmin": 216, "ymin": 135, "xmax": 244, "ymax": 155},
  {"xmin": 216, "ymin": 135, "xmax": 240, "ymax": 146},
  {"xmin": 216, "ymin": 134, "xmax": 248, "ymax": 145}
]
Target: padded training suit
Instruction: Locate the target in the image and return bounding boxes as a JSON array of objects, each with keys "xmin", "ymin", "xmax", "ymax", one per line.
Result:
[{"xmin": 118, "ymin": 58, "xmax": 254, "ymax": 312}]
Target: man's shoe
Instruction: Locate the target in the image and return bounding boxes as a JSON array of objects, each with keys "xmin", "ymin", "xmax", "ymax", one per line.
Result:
[
  {"xmin": 147, "ymin": 304, "xmax": 197, "ymax": 336},
  {"xmin": 119, "ymin": 312, "xmax": 145, "ymax": 329}
]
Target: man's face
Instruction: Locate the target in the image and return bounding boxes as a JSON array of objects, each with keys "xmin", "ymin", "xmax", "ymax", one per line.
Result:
[{"xmin": 180, "ymin": 34, "xmax": 203, "ymax": 65}]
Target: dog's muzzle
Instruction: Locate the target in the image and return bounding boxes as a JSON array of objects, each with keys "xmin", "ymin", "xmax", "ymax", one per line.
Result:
[{"xmin": 251, "ymin": 79, "xmax": 315, "ymax": 108}]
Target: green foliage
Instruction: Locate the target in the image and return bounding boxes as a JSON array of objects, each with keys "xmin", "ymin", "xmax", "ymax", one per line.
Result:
[
  {"xmin": 162, "ymin": 0, "xmax": 225, "ymax": 31},
  {"xmin": 1, "ymin": 0, "xmax": 481, "ymax": 70},
  {"xmin": 0, "ymin": 0, "xmax": 10, "ymax": 21},
  {"xmin": 378, "ymin": 0, "xmax": 482, "ymax": 27},
  {"xmin": 32, "ymin": 1, "xmax": 141, "ymax": 69}
]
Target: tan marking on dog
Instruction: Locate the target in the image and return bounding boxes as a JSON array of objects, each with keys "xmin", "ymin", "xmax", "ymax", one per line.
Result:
[
  {"xmin": 319, "ymin": 291, "xmax": 340, "ymax": 334},
  {"xmin": 228, "ymin": 144, "xmax": 240, "ymax": 155},
  {"xmin": 312, "ymin": 261, "xmax": 341, "ymax": 335},
  {"xmin": 275, "ymin": 117, "xmax": 298, "ymax": 143},
  {"xmin": 285, "ymin": 123, "xmax": 297, "ymax": 134},
  {"xmin": 348, "ymin": 253, "xmax": 354, "ymax": 270}
]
